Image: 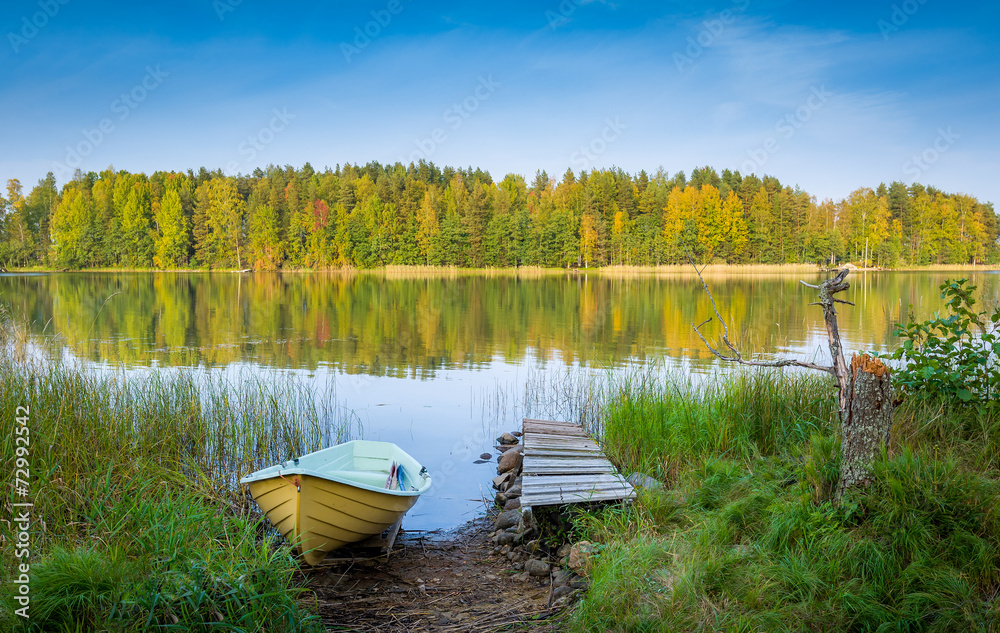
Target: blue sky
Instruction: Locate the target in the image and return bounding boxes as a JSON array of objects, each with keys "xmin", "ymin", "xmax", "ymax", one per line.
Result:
[{"xmin": 1, "ymin": 0, "xmax": 998, "ymax": 204}]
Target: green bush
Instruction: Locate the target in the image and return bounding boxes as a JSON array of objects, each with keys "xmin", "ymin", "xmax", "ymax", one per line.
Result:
[{"xmin": 887, "ymin": 279, "xmax": 999, "ymax": 406}]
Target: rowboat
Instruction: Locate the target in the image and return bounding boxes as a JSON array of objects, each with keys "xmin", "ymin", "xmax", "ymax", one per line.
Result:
[{"xmin": 240, "ymin": 440, "xmax": 432, "ymax": 565}]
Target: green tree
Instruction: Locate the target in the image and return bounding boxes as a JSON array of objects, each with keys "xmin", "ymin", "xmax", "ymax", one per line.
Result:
[
  {"xmin": 50, "ymin": 186, "xmax": 97, "ymax": 268},
  {"xmin": 154, "ymin": 186, "xmax": 189, "ymax": 268}
]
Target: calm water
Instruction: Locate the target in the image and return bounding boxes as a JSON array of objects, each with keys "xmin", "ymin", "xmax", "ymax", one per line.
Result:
[{"xmin": 3, "ymin": 270, "xmax": 998, "ymax": 529}]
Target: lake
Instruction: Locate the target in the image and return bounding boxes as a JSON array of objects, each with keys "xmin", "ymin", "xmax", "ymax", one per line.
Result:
[{"xmin": 3, "ymin": 269, "xmax": 998, "ymax": 529}]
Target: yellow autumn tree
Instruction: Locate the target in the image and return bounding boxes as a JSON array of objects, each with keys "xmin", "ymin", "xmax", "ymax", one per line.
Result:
[{"xmin": 724, "ymin": 190, "xmax": 748, "ymax": 260}]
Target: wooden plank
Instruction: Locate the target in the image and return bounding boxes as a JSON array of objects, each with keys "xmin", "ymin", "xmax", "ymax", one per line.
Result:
[
  {"xmin": 524, "ymin": 442, "xmax": 602, "ymax": 452},
  {"xmin": 523, "ymin": 437, "xmax": 600, "ymax": 448},
  {"xmin": 524, "ymin": 454, "xmax": 612, "ymax": 464},
  {"xmin": 532, "ymin": 462, "xmax": 617, "ymax": 475},
  {"xmin": 524, "ymin": 459, "xmax": 614, "ymax": 470},
  {"xmin": 525, "ymin": 443, "xmax": 600, "ymax": 451},
  {"xmin": 524, "ymin": 448, "xmax": 602, "ymax": 458},
  {"xmin": 522, "ymin": 489, "xmax": 636, "ymax": 506},
  {"xmin": 522, "ymin": 474, "xmax": 629, "ymax": 486},
  {"xmin": 523, "ymin": 422, "xmax": 582, "ymax": 430},
  {"xmin": 523, "ymin": 423, "xmax": 589, "ymax": 436},
  {"xmin": 526, "ymin": 484, "xmax": 632, "ymax": 496}
]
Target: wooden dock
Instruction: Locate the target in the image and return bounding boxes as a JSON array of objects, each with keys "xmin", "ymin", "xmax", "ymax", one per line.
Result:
[{"xmin": 519, "ymin": 418, "xmax": 636, "ymax": 508}]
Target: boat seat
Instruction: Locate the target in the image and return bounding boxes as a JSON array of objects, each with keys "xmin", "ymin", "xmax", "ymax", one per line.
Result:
[{"xmin": 335, "ymin": 470, "xmax": 392, "ymax": 488}]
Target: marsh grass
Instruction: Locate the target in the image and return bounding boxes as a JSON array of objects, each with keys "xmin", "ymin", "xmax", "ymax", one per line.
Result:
[
  {"xmin": 560, "ymin": 367, "xmax": 1000, "ymax": 632},
  {"xmin": 599, "ymin": 368, "xmax": 836, "ymax": 483},
  {"xmin": 0, "ymin": 311, "xmax": 341, "ymax": 631}
]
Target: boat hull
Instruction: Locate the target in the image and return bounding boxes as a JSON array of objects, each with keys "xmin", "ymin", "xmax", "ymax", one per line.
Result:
[{"xmin": 241, "ymin": 441, "xmax": 430, "ymax": 566}]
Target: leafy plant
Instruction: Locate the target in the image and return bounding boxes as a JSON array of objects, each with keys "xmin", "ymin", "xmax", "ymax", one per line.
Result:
[{"xmin": 887, "ymin": 279, "xmax": 999, "ymax": 406}]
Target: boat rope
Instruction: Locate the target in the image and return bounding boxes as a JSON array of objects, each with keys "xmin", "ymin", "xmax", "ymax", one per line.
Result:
[{"xmin": 278, "ymin": 470, "xmax": 301, "ymax": 492}]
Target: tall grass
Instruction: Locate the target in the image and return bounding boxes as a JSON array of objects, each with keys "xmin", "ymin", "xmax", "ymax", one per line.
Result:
[
  {"xmin": 0, "ymin": 309, "xmax": 345, "ymax": 631},
  {"xmin": 601, "ymin": 368, "xmax": 836, "ymax": 481},
  {"xmin": 563, "ymin": 366, "xmax": 1000, "ymax": 632}
]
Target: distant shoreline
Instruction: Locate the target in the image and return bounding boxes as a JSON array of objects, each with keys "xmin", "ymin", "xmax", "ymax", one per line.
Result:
[{"xmin": 4, "ymin": 263, "xmax": 998, "ymax": 276}]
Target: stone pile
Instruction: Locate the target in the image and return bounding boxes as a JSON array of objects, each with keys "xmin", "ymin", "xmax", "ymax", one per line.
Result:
[{"xmin": 487, "ymin": 429, "xmax": 593, "ymax": 606}]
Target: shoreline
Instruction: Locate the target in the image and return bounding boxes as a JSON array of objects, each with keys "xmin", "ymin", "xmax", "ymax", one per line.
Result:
[{"xmin": 4, "ymin": 263, "xmax": 998, "ymax": 276}]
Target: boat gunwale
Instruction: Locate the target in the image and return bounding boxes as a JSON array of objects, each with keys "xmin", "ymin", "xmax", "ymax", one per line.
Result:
[{"xmin": 239, "ymin": 467, "xmax": 430, "ymax": 497}]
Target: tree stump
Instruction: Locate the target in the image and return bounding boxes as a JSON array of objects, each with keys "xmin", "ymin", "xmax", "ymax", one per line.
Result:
[{"xmin": 836, "ymin": 354, "xmax": 895, "ymax": 500}]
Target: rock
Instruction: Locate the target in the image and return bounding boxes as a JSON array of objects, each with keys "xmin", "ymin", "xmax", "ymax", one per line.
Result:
[
  {"xmin": 503, "ymin": 497, "xmax": 521, "ymax": 511},
  {"xmin": 492, "ymin": 473, "xmax": 510, "ymax": 489},
  {"xmin": 513, "ymin": 562, "xmax": 524, "ymax": 570},
  {"xmin": 497, "ymin": 531, "xmax": 518, "ymax": 545},
  {"xmin": 512, "ymin": 475, "xmax": 523, "ymax": 486},
  {"xmin": 497, "ymin": 448, "xmax": 523, "ymax": 474},
  {"xmin": 569, "ymin": 574, "xmax": 588, "ymax": 589},
  {"xmin": 557, "ymin": 544, "xmax": 572, "ymax": 558},
  {"xmin": 552, "ymin": 585, "xmax": 576, "ymax": 600},
  {"xmin": 524, "ymin": 558, "xmax": 550, "ymax": 577},
  {"xmin": 521, "ymin": 507, "xmax": 537, "ymax": 531},
  {"xmin": 626, "ymin": 472, "xmax": 663, "ymax": 490},
  {"xmin": 506, "ymin": 549, "xmax": 519, "ymax": 561},
  {"xmin": 494, "ymin": 509, "xmax": 521, "ymax": 530},
  {"xmin": 525, "ymin": 539, "xmax": 540, "ymax": 553},
  {"xmin": 495, "ymin": 492, "xmax": 508, "ymax": 506},
  {"xmin": 568, "ymin": 541, "xmax": 597, "ymax": 573},
  {"xmin": 552, "ymin": 568, "xmax": 573, "ymax": 588},
  {"xmin": 497, "ymin": 432, "xmax": 519, "ymax": 445},
  {"xmin": 506, "ymin": 484, "xmax": 522, "ymax": 498},
  {"xmin": 480, "ymin": 452, "xmax": 493, "ymax": 460},
  {"xmin": 512, "ymin": 431, "xmax": 523, "ymax": 437},
  {"xmin": 496, "ymin": 444, "xmax": 524, "ymax": 460},
  {"xmin": 514, "ymin": 571, "xmax": 531, "ymax": 583}
]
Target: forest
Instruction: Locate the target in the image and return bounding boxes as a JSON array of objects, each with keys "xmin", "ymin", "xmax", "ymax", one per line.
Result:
[{"xmin": 1, "ymin": 162, "xmax": 997, "ymax": 270}]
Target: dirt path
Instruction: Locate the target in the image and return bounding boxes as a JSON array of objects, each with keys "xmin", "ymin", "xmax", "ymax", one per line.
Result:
[{"xmin": 302, "ymin": 516, "xmax": 569, "ymax": 632}]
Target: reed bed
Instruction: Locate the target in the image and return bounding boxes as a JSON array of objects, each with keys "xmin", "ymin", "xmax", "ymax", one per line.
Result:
[
  {"xmin": 565, "ymin": 368, "xmax": 1000, "ymax": 632},
  {"xmin": 594, "ymin": 263, "xmax": 823, "ymax": 277},
  {"xmin": 480, "ymin": 360, "xmax": 1000, "ymax": 631},
  {"xmin": 0, "ymin": 309, "xmax": 347, "ymax": 631}
]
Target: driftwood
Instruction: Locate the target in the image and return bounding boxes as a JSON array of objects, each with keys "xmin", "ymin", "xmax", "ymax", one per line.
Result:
[{"xmin": 691, "ymin": 264, "xmax": 894, "ymax": 500}]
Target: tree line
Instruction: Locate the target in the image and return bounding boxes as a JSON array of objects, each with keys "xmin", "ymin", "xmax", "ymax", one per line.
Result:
[{"xmin": 1, "ymin": 162, "xmax": 997, "ymax": 270}]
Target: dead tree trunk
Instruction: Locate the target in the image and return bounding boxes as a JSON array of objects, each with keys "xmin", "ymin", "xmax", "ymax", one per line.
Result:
[
  {"xmin": 836, "ymin": 354, "xmax": 894, "ymax": 501},
  {"xmin": 692, "ymin": 265, "xmax": 896, "ymax": 502}
]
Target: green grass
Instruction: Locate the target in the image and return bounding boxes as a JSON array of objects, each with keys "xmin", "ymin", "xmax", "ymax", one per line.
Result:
[
  {"xmin": 0, "ymin": 308, "xmax": 343, "ymax": 632},
  {"xmin": 568, "ymin": 369, "xmax": 1000, "ymax": 632},
  {"xmin": 600, "ymin": 368, "xmax": 835, "ymax": 483}
]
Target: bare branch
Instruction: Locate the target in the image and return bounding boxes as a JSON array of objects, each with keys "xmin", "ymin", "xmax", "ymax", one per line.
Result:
[
  {"xmin": 689, "ymin": 262, "xmax": 860, "ymax": 409},
  {"xmin": 687, "ymin": 253, "xmax": 732, "ymax": 344},
  {"xmin": 692, "ymin": 319, "xmax": 835, "ymax": 374}
]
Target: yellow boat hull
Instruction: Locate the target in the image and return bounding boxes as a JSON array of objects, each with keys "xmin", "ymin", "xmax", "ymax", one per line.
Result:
[{"xmin": 241, "ymin": 441, "xmax": 431, "ymax": 566}]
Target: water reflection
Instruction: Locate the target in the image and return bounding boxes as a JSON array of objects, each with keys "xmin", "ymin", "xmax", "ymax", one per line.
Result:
[
  {"xmin": 3, "ymin": 270, "xmax": 997, "ymax": 529},
  {"xmin": 5, "ymin": 271, "xmax": 996, "ymax": 374}
]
